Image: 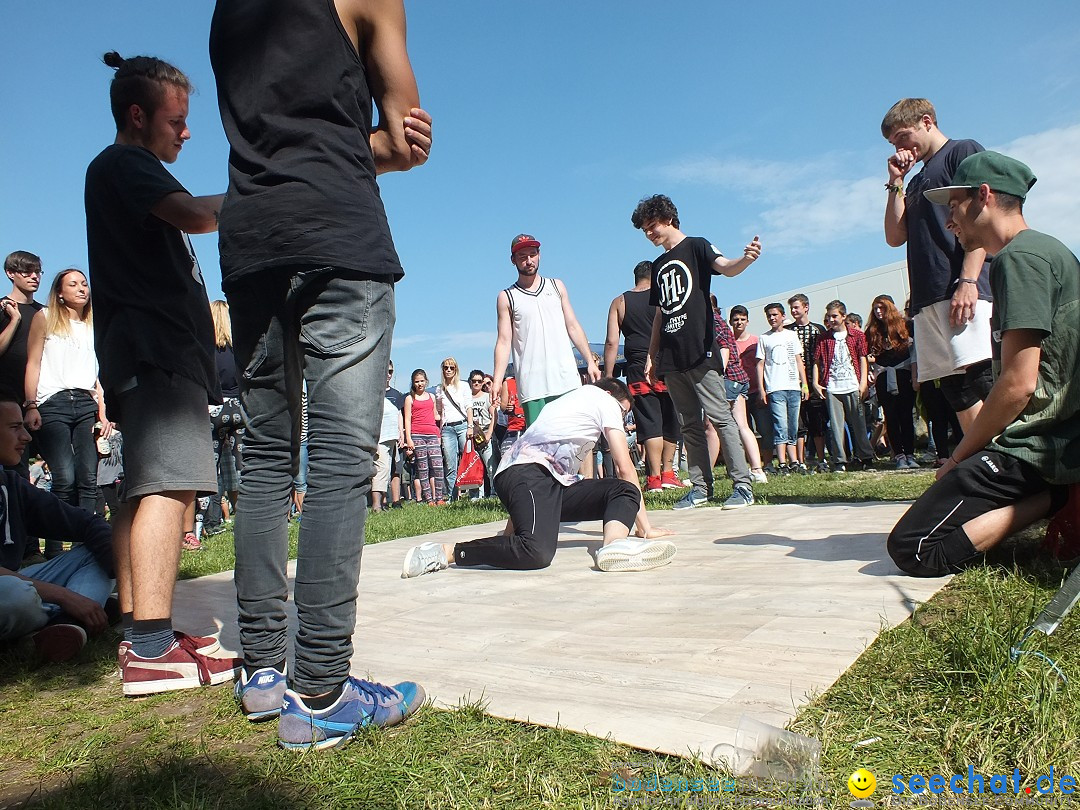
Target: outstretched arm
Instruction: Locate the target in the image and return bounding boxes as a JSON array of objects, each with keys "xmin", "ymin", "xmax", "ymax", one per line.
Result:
[
  {"xmin": 712, "ymin": 236, "xmax": 761, "ymax": 278},
  {"xmin": 606, "ymin": 427, "xmax": 673, "ymax": 540}
]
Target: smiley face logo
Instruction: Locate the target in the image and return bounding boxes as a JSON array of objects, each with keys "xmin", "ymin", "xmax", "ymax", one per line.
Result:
[{"xmin": 848, "ymin": 769, "xmax": 876, "ymax": 799}]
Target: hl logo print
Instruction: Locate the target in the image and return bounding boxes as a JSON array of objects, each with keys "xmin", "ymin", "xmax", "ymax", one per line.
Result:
[{"xmin": 656, "ymin": 259, "xmax": 694, "ymax": 316}]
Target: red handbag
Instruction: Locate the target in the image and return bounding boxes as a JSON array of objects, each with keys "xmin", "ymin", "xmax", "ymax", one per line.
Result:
[{"xmin": 456, "ymin": 438, "xmax": 485, "ymax": 489}]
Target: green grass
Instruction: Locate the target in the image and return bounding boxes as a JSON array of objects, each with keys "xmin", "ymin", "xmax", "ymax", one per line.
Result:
[{"xmin": 4, "ymin": 469, "xmax": 1077, "ymax": 809}]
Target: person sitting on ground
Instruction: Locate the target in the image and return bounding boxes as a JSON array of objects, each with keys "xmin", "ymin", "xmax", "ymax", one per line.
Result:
[
  {"xmin": 402, "ymin": 379, "xmax": 675, "ymax": 577},
  {"xmin": 813, "ymin": 300, "xmax": 875, "ymax": 471},
  {"xmin": 0, "ymin": 398, "xmax": 114, "ymax": 662},
  {"xmin": 889, "ymin": 152, "xmax": 1080, "ymax": 575}
]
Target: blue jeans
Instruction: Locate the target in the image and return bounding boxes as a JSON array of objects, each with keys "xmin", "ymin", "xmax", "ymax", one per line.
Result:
[
  {"xmin": 767, "ymin": 389, "xmax": 801, "ymax": 447},
  {"xmin": 228, "ymin": 267, "xmax": 393, "ymax": 695},
  {"xmin": 35, "ymin": 389, "xmax": 100, "ymax": 514},
  {"xmin": 441, "ymin": 420, "xmax": 468, "ymax": 499},
  {"xmin": 0, "ymin": 546, "xmax": 114, "ymax": 640}
]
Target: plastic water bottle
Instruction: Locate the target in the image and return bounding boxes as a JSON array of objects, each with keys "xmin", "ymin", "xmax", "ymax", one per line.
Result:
[{"xmin": 194, "ymin": 515, "xmax": 203, "ymax": 540}]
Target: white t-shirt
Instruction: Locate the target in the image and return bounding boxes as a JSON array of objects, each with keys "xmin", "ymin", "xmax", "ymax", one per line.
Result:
[
  {"xmin": 470, "ymin": 392, "xmax": 493, "ymax": 432},
  {"xmin": 379, "ymin": 396, "xmax": 400, "ymax": 444},
  {"xmin": 37, "ymin": 317, "xmax": 99, "ymax": 402},
  {"xmin": 756, "ymin": 329, "xmax": 802, "ymax": 394},
  {"xmin": 436, "ymin": 380, "xmax": 472, "ymax": 424},
  {"xmin": 827, "ymin": 331, "xmax": 859, "ymax": 395},
  {"xmin": 496, "ymin": 385, "xmax": 623, "ymax": 486}
]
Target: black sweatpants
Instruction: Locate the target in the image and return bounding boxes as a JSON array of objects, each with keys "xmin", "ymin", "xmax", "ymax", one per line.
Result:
[
  {"xmin": 453, "ymin": 462, "xmax": 640, "ymax": 570},
  {"xmin": 888, "ymin": 450, "xmax": 1066, "ymax": 577}
]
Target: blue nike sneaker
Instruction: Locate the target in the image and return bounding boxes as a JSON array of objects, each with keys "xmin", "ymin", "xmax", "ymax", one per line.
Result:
[
  {"xmin": 277, "ymin": 676, "xmax": 425, "ymax": 750},
  {"xmin": 235, "ymin": 665, "xmax": 287, "ymax": 722}
]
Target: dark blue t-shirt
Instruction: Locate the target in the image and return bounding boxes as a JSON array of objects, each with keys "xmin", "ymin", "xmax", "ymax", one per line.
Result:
[{"xmin": 905, "ymin": 138, "xmax": 992, "ymax": 313}]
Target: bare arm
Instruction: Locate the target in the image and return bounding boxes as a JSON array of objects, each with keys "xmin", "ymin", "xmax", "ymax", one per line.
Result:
[
  {"xmin": 342, "ymin": 0, "xmax": 428, "ymax": 174},
  {"xmin": 605, "ymin": 426, "xmax": 672, "ymax": 539},
  {"xmin": 603, "ymin": 294, "xmax": 624, "ymax": 378},
  {"xmin": 756, "ymin": 357, "xmax": 767, "ymax": 401},
  {"xmin": 949, "ymin": 248, "xmax": 988, "ymax": 327},
  {"xmin": 883, "ymin": 150, "xmax": 913, "ymax": 247},
  {"xmin": 490, "ymin": 290, "xmax": 513, "ymax": 398},
  {"xmin": 150, "ymin": 192, "xmax": 224, "ymax": 234},
  {"xmin": 403, "ymin": 394, "xmax": 414, "ymax": 446},
  {"xmin": 937, "ymin": 330, "xmax": 1043, "ymax": 479},
  {"xmin": 858, "ymin": 355, "xmax": 869, "ymax": 399},
  {"xmin": 0, "ymin": 301, "xmax": 22, "ymax": 356},
  {"xmin": 0, "ymin": 565, "xmax": 107, "ymax": 635},
  {"xmin": 23, "ymin": 311, "xmax": 46, "ymax": 430},
  {"xmin": 646, "ymin": 308, "xmax": 663, "ymax": 385},
  {"xmin": 555, "ymin": 279, "xmax": 599, "ymax": 381},
  {"xmin": 711, "ymin": 236, "xmax": 761, "ymax": 278}
]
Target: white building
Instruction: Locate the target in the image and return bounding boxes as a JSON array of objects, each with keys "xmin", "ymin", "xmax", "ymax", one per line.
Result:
[{"xmin": 730, "ymin": 260, "xmax": 909, "ymax": 333}]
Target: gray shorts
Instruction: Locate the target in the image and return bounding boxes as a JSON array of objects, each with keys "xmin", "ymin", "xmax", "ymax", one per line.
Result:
[{"xmin": 112, "ymin": 369, "xmax": 217, "ymax": 500}]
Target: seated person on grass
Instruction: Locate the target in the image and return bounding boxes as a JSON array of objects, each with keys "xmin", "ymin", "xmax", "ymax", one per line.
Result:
[
  {"xmin": 889, "ymin": 152, "xmax": 1080, "ymax": 576},
  {"xmin": 402, "ymin": 379, "xmax": 675, "ymax": 577},
  {"xmin": 0, "ymin": 397, "xmax": 115, "ymax": 661}
]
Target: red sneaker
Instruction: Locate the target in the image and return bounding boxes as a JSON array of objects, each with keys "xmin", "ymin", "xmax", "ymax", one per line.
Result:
[
  {"xmin": 660, "ymin": 471, "xmax": 685, "ymax": 489},
  {"xmin": 645, "ymin": 475, "xmax": 663, "ymax": 492},
  {"xmin": 122, "ymin": 634, "xmax": 240, "ymax": 696},
  {"xmin": 118, "ymin": 631, "xmax": 222, "ymax": 671},
  {"xmin": 34, "ymin": 624, "xmax": 87, "ymax": 663}
]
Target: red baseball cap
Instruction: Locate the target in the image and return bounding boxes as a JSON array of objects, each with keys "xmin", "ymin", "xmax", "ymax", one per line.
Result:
[{"xmin": 510, "ymin": 234, "xmax": 541, "ymax": 255}]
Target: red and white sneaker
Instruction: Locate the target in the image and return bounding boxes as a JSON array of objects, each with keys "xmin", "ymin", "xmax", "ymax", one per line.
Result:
[
  {"xmin": 122, "ymin": 634, "xmax": 240, "ymax": 696},
  {"xmin": 645, "ymin": 475, "xmax": 663, "ymax": 492},
  {"xmin": 118, "ymin": 631, "xmax": 222, "ymax": 672},
  {"xmin": 660, "ymin": 471, "xmax": 685, "ymax": 489},
  {"xmin": 34, "ymin": 624, "xmax": 87, "ymax": 663}
]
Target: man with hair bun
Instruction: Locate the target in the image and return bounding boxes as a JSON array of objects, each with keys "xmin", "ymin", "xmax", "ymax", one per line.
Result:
[{"xmin": 85, "ymin": 52, "xmax": 238, "ymax": 696}]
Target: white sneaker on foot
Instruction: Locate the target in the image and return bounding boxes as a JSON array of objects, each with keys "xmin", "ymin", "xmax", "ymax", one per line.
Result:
[
  {"xmin": 402, "ymin": 542, "xmax": 449, "ymax": 578},
  {"xmin": 595, "ymin": 538, "xmax": 677, "ymax": 572}
]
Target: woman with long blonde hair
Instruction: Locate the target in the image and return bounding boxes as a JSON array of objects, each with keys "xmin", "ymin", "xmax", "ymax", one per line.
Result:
[
  {"xmin": 203, "ymin": 300, "xmax": 243, "ymax": 535},
  {"xmin": 24, "ymin": 269, "xmax": 109, "ymax": 537},
  {"xmin": 436, "ymin": 356, "xmax": 473, "ymax": 500}
]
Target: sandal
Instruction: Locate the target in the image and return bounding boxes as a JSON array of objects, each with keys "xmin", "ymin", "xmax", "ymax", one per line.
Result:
[{"xmin": 181, "ymin": 531, "xmax": 203, "ymax": 551}]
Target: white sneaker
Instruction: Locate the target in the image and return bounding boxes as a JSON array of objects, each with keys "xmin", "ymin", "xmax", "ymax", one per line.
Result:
[
  {"xmin": 595, "ymin": 538, "xmax": 677, "ymax": 572},
  {"xmin": 402, "ymin": 542, "xmax": 449, "ymax": 578}
]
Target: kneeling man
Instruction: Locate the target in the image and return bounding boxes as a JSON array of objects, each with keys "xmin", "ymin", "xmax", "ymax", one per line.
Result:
[
  {"xmin": 889, "ymin": 152, "xmax": 1079, "ymax": 576},
  {"xmin": 403, "ymin": 379, "xmax": 675, "ymax": 577}
]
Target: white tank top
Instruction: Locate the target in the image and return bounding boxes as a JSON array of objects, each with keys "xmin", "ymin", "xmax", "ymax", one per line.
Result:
[
  {"xmin": 37, "ymin": 317, "xmax": 99, "ymax": 402},
  {"xmin": 505, "ymin": 276, "xmax": 581, "ymax": 403}
]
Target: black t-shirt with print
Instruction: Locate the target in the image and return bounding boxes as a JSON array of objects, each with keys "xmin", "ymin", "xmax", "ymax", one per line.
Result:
[
  {"xmin": 786, "ymin": 321, "xmax": 825, "ymax": 376},
  {"xmin": 649, "ymin": 236, "xmax": 723, "ymax": 375},
  {"xmin": 0, "ymin": 301, "xmax": 44, "ymax": 401},
  {"xmin": 905, "ymin": 138, "xmax": 992, "ymax": 313},
  {"xmin": 84, "ymin": 145, "xmax": 219, "ymax": 403}
]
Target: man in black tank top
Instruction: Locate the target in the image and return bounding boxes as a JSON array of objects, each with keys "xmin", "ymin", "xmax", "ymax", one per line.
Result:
[
  {"xmin": 603, "ymin": 261, "xmax": 681, "ymax": 493},
  {"xmin": 211, "ymin": 0, "xmax": 432, "ymax": 747}
]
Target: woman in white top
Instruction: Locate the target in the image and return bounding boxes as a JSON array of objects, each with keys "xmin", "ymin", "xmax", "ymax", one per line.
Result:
[
  {"xmin": 436, "ymin": 356, "xmax": 473, "ymax": 500},
  {"xmin": 24, "ymin": 269, "xmax": 109, "ymax": 520}
]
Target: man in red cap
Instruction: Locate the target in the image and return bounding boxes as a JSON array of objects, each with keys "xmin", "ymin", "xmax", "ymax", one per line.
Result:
[{"xmin": 491, "ymin": 234, "xmax": 600, "ymax": 425}]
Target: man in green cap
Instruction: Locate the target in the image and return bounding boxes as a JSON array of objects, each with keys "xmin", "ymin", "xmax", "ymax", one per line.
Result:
[{"xmin": 888, "ymin": 151, "xmax": 1080, "ymax": 576}]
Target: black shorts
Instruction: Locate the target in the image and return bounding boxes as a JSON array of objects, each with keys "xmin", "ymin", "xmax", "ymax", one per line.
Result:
[
  {"xmin": 938, "ymin": 360, "xmax": 993, "ymax": 413},
  {"xmin": 798, "ymin": 396, "xmax": 827, "ymax": 439},
  {"xmin": 888, "ymin": 449, "xmax": 1067, "ymax": 577},
  {"xmin": 633, "ymin": 390, "xmax": 680, "ymax": 443}
]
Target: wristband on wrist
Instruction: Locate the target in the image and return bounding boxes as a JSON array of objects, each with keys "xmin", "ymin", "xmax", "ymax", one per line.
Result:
[
  {"xmin": 885, "ymin": 183, "xmax": 904, "ymax": 195},
  {"xmin": 23, "ymin": 400, "xmax": 38, "ymax": 409},
  {"xmin": 957, "ymin": 278, "xmax": 978, "ymax": 285}
]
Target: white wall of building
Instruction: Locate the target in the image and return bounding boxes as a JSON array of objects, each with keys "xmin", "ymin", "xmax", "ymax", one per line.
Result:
[{"xmin": 726, "ymin": 260, "xmax": 910, "ymax": 333}]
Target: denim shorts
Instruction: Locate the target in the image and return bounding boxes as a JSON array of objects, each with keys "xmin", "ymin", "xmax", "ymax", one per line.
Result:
[{"xmin": 723, "ymin": 379, "xmax": 749, "ymax": 402}]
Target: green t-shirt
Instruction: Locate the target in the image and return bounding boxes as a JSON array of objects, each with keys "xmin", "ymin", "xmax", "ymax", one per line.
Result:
[{"xmin": 988, "ymin": 229, "xmax": 1080, "ymax": 484}]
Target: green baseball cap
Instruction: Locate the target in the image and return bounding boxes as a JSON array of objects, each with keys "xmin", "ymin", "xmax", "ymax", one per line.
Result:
[{"xmin": 924, "ymin": 151, "xmax": 1037, "ymax": 205}]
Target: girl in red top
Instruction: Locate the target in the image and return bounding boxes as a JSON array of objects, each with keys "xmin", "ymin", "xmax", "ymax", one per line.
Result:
[{"xmin": 404, "ymin": 369, "xmax": 445, "ymax": 504}]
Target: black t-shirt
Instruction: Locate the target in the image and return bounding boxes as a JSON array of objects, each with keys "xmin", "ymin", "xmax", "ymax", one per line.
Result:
[
  {"xmin": 210, "ymin": 0, "xmax": 404, "ymax": 288},
  {"xmin": 385, "ymin": 386, "xmax": 405, "ymax": 411},
  {"xmin": 621, "ymin": 289, "xmax": 655, "ymax": 382},
  {"xmin": 786, "ymin": 321, "xmax": 825, "ymax": 376},
  {"xmin": 905, "ymin": 138, "xmax": 992, "ymax": 313},
  {"xmin": 84, "ymin": 144, "xmax": 220, "ymax": 403},
  {"xmin": 649, "ymin": 236, "xmax": 723, "ymax": 375},
  {"xmin": 217, "ymin": 346, "xmax": 239, "ymax": 399},
  {"xmin": 0, "ymin": 300, "xmax": 43, "ymax": 401}
]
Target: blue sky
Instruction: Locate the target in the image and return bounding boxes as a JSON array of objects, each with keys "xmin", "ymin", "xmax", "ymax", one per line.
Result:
[{"xmin": 3, "ymin": 1, "xmax": 1079, "ymax": 391}]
